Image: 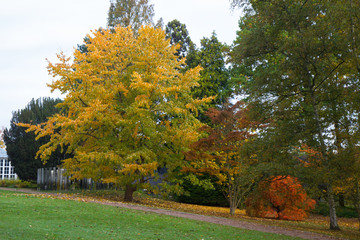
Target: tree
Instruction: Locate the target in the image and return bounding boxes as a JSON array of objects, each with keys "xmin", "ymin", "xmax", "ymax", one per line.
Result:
[
  {"xmin": 21, "ymin": 26, "xmax": 211, "ymax": 202},
  {"xmin": 310, "ymin": 142, "xmax": 360, "ymax": 231},
  {"xmin": 231, "ymin": 0, "xmax": 360, "ymax": 230},
  {"xmin": 165, "ymin": 23, "xmax": 233, "ymax": 203},
  {"xmin": 77, "ymin": 36, "xmax": 91, "ymax": 55},
  {"xmin": 183, "ymin": 102, "xmax": 260, "ymax": 215},
  {"xmin": 165, "ymin": 19, "xmax": 194, "ymax": 60},
  {"xmin": 246, "ymin": 176, "xmax": 316, "ymax": 221},
  {"xmin": 0, "ymin": 130, "xmax": 4, "ymax": 149},
  {"xmin": 186, "ymin": 33, "xmax": 231, "ymax": 109},
  {"xmin": 3, "ymin": 98, "xmax": 65, "ymax": 181},
  {"xmin": 107, "ymin": 0, "xmax": 161, "ymax": 31}
]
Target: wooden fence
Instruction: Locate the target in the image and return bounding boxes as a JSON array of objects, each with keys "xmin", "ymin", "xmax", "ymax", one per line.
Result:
[{"xmin": 37, "ymin": 167, "xmax": 111, "ymax": 191}]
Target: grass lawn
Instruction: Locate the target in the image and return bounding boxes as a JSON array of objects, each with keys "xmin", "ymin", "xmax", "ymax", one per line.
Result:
[
  {"xmin": 72, "ymin": 189, "xmax": 360, "ymax": 240},
  {"xmin": 0, "ymin": 190, "xmax": 301, "ymax": 240}
]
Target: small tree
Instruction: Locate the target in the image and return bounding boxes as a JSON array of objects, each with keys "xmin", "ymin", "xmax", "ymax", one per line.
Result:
[
  {"xmin": 184, "ymin": 102, "xmax": 260, "ymax": 215},
  {"xmin": 0, "ymin": 130, "xmax": 4, "ymax": 149},
  {"xmin": 246, "ymin": 176, "xmax": 316, "ymax": 221}
]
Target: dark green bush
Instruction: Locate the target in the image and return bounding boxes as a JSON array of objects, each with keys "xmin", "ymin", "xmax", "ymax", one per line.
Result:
[
  {"xmin": 337, "ymin": 206, "xmax": 358, "ymax": 218},
  {"xmin": 311, "ymin": 202, "xmax": 329, "ymax": 216},
  {"xmin": 312, "ymin": 202, "xmax": 358, "ymax": 218},
  {"xmin": 175, "ymin": 176, "xmax": 228, "ymax": 207}
]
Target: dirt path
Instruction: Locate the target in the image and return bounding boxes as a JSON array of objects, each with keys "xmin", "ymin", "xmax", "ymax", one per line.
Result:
[{"xmin": 0, "ymin": 187, "xmax": 344, "ymax": 240}]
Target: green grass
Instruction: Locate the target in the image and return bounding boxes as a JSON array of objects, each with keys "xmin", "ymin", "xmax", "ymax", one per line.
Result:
[{"xmin": 0, "ymin": 190, "xmax": 302, "ymax": 240}]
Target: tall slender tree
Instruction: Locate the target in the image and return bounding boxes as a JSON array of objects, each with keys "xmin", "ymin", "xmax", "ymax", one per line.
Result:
[
  {"xmin": 107, "ymin": 0, "xmax": 161, "ymax": 31},
  {"xmin": 231, "ymin": 0, "xmax": 360, "ymax": 230}
]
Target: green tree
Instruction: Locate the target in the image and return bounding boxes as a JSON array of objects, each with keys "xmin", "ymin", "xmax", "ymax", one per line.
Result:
[
  {"xmin": 231, "ymin": 0, "xmax": 360, "ymax": 230},
  {"xmin": 21, "ymin": 26, "xmax": 211, "ymax": 202},
  {"xmin": 165, "ymin": 19, "xmax": 194, "ymax": 60},
  {"xmin": 175, "ymin": 32, "xmax": 232, "ymax": 202},
  {"xmin": 3, "ymin": 98, "xmax": 65, "ymax": 181},
  {"xmin": 107, "ymin": 0, "xmax": 161, "ymax": 30},
  {"xmin": 187, "ymin": 33, "xmax": 230, "ymax": 108}
]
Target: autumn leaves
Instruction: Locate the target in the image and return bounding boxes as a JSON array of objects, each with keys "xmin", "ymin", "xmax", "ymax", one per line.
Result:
[
  {"xmin": 20, "ymin": 24, "xmax": 317, "ymax": 220},
  {"xmin": 21, "ymin": 26, "xmax": 210, "ymax": 201}
]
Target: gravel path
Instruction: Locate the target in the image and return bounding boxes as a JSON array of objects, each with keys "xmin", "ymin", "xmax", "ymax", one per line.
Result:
[{"xmin": 0, "ymin": 187, "xmax": 345, "ymax": 240}]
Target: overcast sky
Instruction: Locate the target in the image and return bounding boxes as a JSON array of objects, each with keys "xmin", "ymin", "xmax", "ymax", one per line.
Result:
[{"xmin": 0, "ymin": 0, "xmax": 242, "ymax": 129}]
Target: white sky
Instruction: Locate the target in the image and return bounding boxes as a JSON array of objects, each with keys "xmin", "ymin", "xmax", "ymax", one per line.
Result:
[{"xmin": 0, "ymin": 0, "xmax": 242, "ymax": 129}]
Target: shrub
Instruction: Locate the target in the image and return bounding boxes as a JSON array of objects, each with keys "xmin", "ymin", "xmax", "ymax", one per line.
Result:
[
  {"xmin": 245, "ymin": 176, "xmax": 315, "ymax": 221},
  {"xmin": 0, "ymin": 180, "xmax": 36, "ymax": 188},
  {"xmin": 175, "ymin": 175, "xmax": 228, "ymax": 207}
]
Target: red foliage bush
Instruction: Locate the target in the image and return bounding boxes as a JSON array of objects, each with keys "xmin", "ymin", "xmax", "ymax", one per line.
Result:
[{"xmin": 245, "ymin": 176, "xmax": 316, "ymax": 221}]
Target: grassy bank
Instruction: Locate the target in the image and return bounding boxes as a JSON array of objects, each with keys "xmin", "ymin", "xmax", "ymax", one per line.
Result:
[
  {"xmin": 0, "ymin": 190, "xmax": 300, "ymax": 240},
  {"xmin": 72, "ymin": 189, "xmax": 360, "ymax": 240}
]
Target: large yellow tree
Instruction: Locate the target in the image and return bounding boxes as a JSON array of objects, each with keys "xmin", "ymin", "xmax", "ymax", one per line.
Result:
[{"xmin": 22, "ymin": 26, "xmax": 210, "ymax": 201}]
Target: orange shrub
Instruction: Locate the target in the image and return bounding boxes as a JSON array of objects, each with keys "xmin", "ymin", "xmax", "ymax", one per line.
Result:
[{"xmin": 245, "ymin": 176, "xmax": 315, "ymax": 221}]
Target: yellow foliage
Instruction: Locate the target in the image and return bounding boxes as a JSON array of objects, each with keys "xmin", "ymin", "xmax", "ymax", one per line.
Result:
[
  {"xmin": 0, "ymin": 130, "xmax": 4, "ymax": 149},
  {"xmin": 22, "ymin": 25, "xmax": 211, "ymax": 190}
]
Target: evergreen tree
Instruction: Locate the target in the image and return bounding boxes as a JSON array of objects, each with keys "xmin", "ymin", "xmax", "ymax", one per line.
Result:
[
  {"xmin": 187, "ymin": 33, "xmax": 231, "ymax": 109},
  {"xmin": 3, "ymin": 98, "xmax": 66, "ymax": 181},
  {"xmin": 165, "ymin": 19, "xmax": 194, "ymax": 60}
]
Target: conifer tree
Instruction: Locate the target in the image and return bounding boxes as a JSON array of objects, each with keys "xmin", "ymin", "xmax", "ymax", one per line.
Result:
[
  {"xmin": 3, "ymin": 98, "xmax": 65, "ymax": 181},
  {"xmin": 187, "ymin": 33, "xmax": 231, "ymax": 109},
  {"xmin": 165, "ymin": 19, "xmax": 194, "ymax": 60}
]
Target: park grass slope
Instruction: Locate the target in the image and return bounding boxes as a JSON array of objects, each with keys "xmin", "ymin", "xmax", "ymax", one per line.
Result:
[{"xmin": 0, "ymin": 190, "xmax": 302, "ymax": 240}]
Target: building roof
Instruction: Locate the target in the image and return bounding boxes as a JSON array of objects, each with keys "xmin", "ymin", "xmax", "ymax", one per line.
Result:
[{"xmin": 0, "ymin": 148, "xmax": 7, "ymax": 158}]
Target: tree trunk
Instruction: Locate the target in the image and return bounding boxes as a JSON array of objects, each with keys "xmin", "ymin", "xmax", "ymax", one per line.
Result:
[
  {"xmin": 124, "ymin": 184, "xmax": 136, "ymax": 202},
  {"xmin": 229, "ymin": 200, "xmax": 236, "ymax": 215},
  {"xmin": 327, "ymin": 185, "xmax": 341, "ymax": 230},
  {"xmin": 229, "ymin": 187, "xmax": 236, "ymax": 215}
]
